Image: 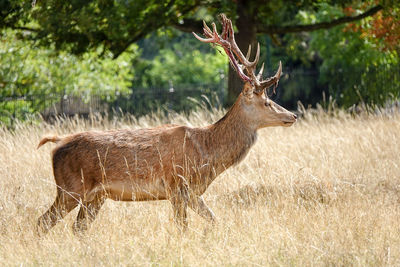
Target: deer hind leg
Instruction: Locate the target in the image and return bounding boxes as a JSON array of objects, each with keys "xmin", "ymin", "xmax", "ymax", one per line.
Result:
[
  {"xmin": 169, "ymin": 188, "xmax": 189, "ymax": 231},
  {"xmin": 37, "ymin": 191, "xmax": 79, "ymax": 234},
  {"xmin": 188, "ymin": 195, "xmax": 216, "ymax": 223},
  {"xmin": 72, "ymin": 195, "xmax": 105, "ymax": 234}
]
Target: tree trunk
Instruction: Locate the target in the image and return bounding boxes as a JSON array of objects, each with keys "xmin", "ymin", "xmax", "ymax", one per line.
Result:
[{"xmin": 226, "ymin": 0, "xmax": 258, "ymax": 106}]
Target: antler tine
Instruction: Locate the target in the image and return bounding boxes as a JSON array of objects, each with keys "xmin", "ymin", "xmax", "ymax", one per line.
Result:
[
  {"xmin": 219, "ymin": 14, "xmax": 229, "ymax": 39},
  {"xmin": 228, "ymin": 30, "xmax": 259, "ymax": 70},
  {"xmin": 193, "ymin": 31, "xmax": 215, "ymax": 43},
  {"xmin": 246, "ymin": 45, "xmax": 251, "ymax": 60},
  {"xmin": 259, "ymin": 61, "xmax": 283, "ymax": 94},
  {"xmin": 243, "ymin": 43, "xmax": 261, "ymax": 82},
  {"xmin": 193, "ymin": 20, "xmax": 218, "ymax": 43},
  {"xmin": 277, "ymin": 61, "xmax": 282, "ymax": 78},
  {"xmin": 252, "ymin": 43, "xmax": 260, "ymax": 68},
  {"xmin": 211, "ymin": 22, "xmax": 218, "ymax": 37},
  {"xmin": 257, "ymin": 63, "xmax": 264, "ymax": 80},
  {"xmin": 203, "ymin": 20, "xmax": 212, "ymax": 36}
]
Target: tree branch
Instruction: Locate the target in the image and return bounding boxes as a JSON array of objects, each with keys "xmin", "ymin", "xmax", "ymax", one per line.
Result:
[
  {"xmin": 258, "ymin": 5, "xmax": 383, "ymax": 34},
  {"xmin": 2, "ymin": 23, "xmax": 40, "ymax": 33},
  {"xmin": 114, "ymin": 2, "xmax": 201, "ymax": 58},
  {"xmin": 112, "ymin": 32, "xmax": 147, "ymax": 59}
]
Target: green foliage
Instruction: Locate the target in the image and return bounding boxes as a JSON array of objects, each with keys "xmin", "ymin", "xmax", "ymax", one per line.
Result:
[
  {"xmin": 135, "ymin": 45, "xmax": 227, "ymax": 88},
  {"xmin": 281, "ymin": 3, "xmax": 400, "ymax": 108},
  {"xmin": 2, "ymin": 0, "xmax": 372, "ymax": 57},
  {"xmin": 307, "ymin": 4, "xmax": 399, "ymax": 107},
  {"xmin": 0, "ymin": 30, "xmax": 135, "ymax": 125},
  {"xmin": 1, "ymin": 0, "xmax": 200, "ymax": 56},
  {"xmin": 113, "ymin": 30, "xmax": 228, "ymax": 116}
]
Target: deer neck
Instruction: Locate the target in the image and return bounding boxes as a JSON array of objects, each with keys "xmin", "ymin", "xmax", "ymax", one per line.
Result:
[{"xmin": 206, "ymin": 95, "xmax": 257, "ymax": 171}]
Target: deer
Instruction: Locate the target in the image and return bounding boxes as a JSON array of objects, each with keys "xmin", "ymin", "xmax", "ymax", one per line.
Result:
[{"xmin": 37, "ymin": 14, "xmax": 297, "ymax": 234}]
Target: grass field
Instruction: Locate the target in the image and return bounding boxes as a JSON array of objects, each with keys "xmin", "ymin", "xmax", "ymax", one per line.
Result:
[{"xmin": 1, "ymin": 107, "xmax": 400, "ymax": 266}]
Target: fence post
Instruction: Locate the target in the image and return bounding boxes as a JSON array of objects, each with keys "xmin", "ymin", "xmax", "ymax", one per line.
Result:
[{"xmin": 60, "ymin": 88, "xmax": 66, "ymax": 115}]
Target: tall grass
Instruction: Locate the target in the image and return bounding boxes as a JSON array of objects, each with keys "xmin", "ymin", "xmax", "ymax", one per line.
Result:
[{"xmin": 0, "ymin": 105, "xmax": 400, "ymax": 266}]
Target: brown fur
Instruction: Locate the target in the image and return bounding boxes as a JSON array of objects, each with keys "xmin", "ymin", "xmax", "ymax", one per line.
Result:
[{"xmin": 37, "ymin": 90, "xmax": 296, "ymax": 233}]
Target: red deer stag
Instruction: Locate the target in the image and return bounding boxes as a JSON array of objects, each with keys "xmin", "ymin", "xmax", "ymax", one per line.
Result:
[{"xmin": 37, "ymin": 14, "xmax": 297, "ymax": 233}]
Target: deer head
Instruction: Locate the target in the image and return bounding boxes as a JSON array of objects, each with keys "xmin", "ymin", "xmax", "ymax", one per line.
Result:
[{"xmin": 193, "ymin": 14, "xmax": 297, "ymax": 128}]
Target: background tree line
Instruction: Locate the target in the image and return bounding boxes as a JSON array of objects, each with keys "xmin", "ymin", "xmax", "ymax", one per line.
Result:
[{"xmin": 0, "ymin": 0, "xmax": 399, "ymax": 125}]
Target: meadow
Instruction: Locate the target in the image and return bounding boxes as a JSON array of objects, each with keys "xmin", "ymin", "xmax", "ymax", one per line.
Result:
[{"xmin": 0, "ymin": 106, "xmax": 400, "ymax": 266}]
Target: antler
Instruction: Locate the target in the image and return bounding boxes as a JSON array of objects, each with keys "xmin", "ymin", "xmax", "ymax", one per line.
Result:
[{"xmin": 193, "ymin": 14, "xmax": 282, "ymax": 95}]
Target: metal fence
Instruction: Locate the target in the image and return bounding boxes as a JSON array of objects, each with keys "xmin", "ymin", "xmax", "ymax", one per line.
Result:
[
  {"xmin": 0, "ymin": 84, "xmax": 226, "ymax": 125},
  {"xmin": 1, "ymin": 65, "xmax": 399, "ymax": 126},
  {"xmin": 0, "ymin": 93, "xmax": 105, "ymax": 124}
]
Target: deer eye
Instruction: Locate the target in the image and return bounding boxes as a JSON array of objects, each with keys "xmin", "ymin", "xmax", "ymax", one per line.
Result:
[{"xmin": 265, "ymin": 99, "xmax": 271, "ymax": 107}]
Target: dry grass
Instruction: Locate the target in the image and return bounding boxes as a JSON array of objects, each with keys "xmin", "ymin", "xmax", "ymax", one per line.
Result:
[{"xmin": 1, "ymin": 107, "xmax": 400, "ymax": 266}]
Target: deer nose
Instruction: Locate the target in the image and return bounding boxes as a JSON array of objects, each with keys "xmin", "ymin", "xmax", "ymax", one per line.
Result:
[{"xmin": 293, "ymin": 114, "xmax": 297, "ymax": 120}]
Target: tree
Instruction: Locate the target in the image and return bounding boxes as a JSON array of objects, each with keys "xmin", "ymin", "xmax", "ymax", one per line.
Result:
[
  {"xmin": 0, "ymin": 29, "xmax": 134, "ymax": 125},
  {"xmin": 279, "ymin": 3, "xmax": 399, "ymax": 108},
  {"xmin": 1, "ymin": 0, "xmax": 392, "ymax": 105}
]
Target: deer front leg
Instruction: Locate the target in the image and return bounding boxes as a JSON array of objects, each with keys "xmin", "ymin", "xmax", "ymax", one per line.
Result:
[{"xmin": 188, "ymin": 195, "xmax": 216, "ymax": 223}]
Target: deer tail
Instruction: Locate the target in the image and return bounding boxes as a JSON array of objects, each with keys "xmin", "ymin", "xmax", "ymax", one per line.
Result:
[{"xmin": 37, "ymin": 136, "xmax": 61, "ymax": 149}]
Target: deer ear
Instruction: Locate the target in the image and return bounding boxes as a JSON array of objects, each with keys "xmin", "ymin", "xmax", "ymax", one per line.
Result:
[{"xmin": 242, "ymin": 82, "xmax": 254, "ymax": 98}]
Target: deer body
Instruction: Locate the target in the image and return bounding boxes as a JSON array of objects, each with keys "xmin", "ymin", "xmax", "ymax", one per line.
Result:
[
  {"xmin": 37, "ymin": 15, "xmax": 297, "ymax": 233},
  {"xmin": 48, "ymin": 106, "xmax": 256, "ymax": 203}
]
